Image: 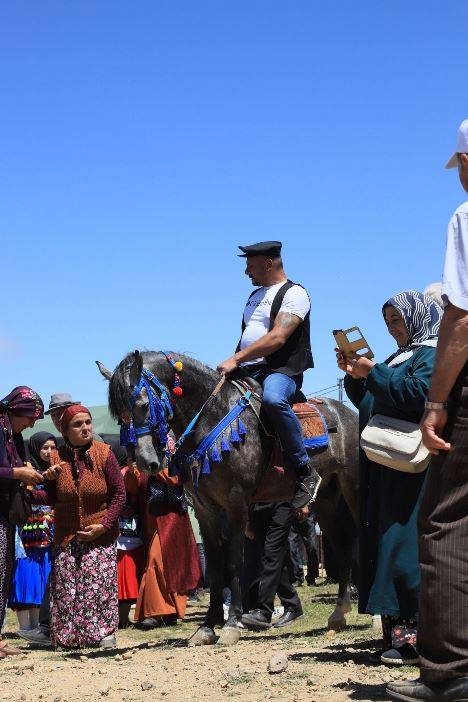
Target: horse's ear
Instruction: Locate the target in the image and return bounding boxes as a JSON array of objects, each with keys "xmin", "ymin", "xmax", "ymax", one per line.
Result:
[
  {"xmin": 129, "ymin": 350, "xmax": 143, "ymax": 385},
  {"xmin": 96, "ymin": 361, "xmax": 113, "ymax": 381}
]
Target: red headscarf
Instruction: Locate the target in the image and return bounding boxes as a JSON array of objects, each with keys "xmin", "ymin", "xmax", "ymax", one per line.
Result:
[{"xmin": 60, "ymin": 405, "xmax": 92, "ymax": 435}]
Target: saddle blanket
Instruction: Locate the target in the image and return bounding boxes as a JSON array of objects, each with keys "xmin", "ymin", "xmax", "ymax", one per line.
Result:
[{"xmin": 252, "ymin": 401, "xmax": 330, "ymax": 503}]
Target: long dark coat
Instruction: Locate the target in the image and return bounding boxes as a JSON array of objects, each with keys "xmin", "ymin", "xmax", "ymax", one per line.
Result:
[{"xmin": 345, "ymin": 346, "xmax": 435, "ymax": 619}]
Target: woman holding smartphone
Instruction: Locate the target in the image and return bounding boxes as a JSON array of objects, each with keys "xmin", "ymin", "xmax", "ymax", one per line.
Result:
[{"xmin": 336, "ymin": 291, "xmax": 442, "ymax": 666}]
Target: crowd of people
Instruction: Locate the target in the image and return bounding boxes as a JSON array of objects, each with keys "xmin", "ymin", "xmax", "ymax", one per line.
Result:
[
  {"xmin": 0, "ymin": 394, "xmax": 202, "ymax": 653},
  {"xmin": 1, "ymin": 118, "xmax": 468, "ymax": 702}
]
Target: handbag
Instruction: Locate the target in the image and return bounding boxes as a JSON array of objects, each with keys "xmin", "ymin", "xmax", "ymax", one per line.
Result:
[
  {"xmin": 360, "ymin": 414, "xmax": 431, "ymax": 473},
  {"xmin": 8, "ymin": 482, "xmax": 32, "ymax": 527},
  {"xmin": 147, "ymin": 476, "xmax": 187, "ymax": 516}
]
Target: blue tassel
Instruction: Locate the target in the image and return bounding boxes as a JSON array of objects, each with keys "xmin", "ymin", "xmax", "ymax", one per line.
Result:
[
  {"xmin": 201, "ymin": 452, "xmax": 211, "ymax": 475},
  {"xmin": 230, "ymin": 422, "xmax": 241, "ymax": 443},
  {"xmin": 237, "ymin": 417, "xmax": 247, "ymax": 437},
  {"xmin": 221, "ymin": 433, "xmax": 231, "ymax": 453},
  {"xmin": 120, "ymin": 421, "xmax": 137, "ymax": 447},
  {"xmin": 210, "ymin": 444, "xmax": 221, "ymax": 463}
]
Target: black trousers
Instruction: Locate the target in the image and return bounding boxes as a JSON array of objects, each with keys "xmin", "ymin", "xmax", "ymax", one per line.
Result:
[
  {"xmin": 418, "ymin": 364, "xmax": 468, "ymax": 683},
  {"xmin": 288, "ymin": 511, "xmax": 319, "ymax": 584},
  {"xmin": 243, "ymin": 502, "xmax": 302, "ymax": 617}
]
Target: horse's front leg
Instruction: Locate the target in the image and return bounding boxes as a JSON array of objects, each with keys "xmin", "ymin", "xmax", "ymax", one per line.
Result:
[
  {"xmin": 217, "ymin": 489, "xmax": 248, "ymax": 646},
  {"xmin": 188, "ymin": 506, "xmax": 224, "ymax": 646}
]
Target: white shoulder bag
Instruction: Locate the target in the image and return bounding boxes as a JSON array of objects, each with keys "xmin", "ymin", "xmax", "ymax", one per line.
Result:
[{"xmin": 360, "ymin": 414, "xmax": 430, "ymax": 473}]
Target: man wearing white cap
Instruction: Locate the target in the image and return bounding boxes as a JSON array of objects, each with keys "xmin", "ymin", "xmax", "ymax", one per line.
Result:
[{"xmin": 387, "ymin": 121, "xmax": 468, "ymax": 701}]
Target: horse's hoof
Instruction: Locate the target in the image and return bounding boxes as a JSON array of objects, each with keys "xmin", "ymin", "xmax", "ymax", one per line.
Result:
[
  {"xmin": 327, "ymin": 615, "xmax": 347, "ymax": 632},
  {"xmin": 187, "ymin": 626, "xmax": 217, "ymax": 647},
  {"xmin": 217, "ymin": 626, "xmax": 241, "ymax": 647}
]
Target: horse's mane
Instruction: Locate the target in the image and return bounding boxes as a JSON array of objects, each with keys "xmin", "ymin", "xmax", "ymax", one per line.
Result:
[
  {"xmin": 108, "ymin": 351, "xmax": 135, "ymax": 419},
  {"xmin": 108, "ymin": 350, "xmax": 218, "ymax": 419}
]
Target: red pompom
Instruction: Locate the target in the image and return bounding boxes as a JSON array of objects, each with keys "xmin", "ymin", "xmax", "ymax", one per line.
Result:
[{"xmin": 173, "ymin": 386, "xmax": 183, "ymax": 396}]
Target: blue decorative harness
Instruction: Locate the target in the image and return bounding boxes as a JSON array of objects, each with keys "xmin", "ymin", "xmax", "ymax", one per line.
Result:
[
  {"xmin": 120, "ymin": 367, "xmax": 174, "ymax": 460},
  {"xmin": 171, "ymin": 390, "xmax": 251, "ymax": 491},
  {"xmin": 120, "ymin": 357, "xmax": 252, "ymax": 493}
]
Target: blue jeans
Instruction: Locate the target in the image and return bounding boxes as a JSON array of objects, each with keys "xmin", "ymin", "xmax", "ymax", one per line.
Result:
[{"xmin": 249, "ymin": 368, "xmax": 309, "ymax": 473}]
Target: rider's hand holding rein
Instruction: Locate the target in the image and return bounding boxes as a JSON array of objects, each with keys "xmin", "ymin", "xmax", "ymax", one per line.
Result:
[{"xmin": 217, "ymin": 356, "xmax": 239, "ymax": 376}]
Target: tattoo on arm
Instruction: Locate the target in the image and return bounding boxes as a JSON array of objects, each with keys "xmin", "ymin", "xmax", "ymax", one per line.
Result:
[{"xmin": 275, "ymin": 312, "xmax": 301, "ymax": 331}]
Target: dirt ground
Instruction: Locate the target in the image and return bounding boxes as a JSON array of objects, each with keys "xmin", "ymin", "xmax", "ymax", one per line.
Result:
[{"xmin": 0, "ymin": 583, "xmax": 417, "ymax": 702}]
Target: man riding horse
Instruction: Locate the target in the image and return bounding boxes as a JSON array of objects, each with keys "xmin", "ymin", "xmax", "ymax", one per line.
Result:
[{"xmin": 217, "ymin": 240, "xmax": 321, "ymax": 513}]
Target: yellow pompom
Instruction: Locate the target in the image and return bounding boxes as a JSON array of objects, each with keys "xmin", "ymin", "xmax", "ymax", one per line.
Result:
[{"xmin": 174, "ymin": 361, "xmax": 183, "ymax": 372}]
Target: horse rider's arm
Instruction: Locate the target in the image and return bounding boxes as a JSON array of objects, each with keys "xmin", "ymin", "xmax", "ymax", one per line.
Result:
[{"xmin": 233, "ymin": 311, "xmax": 302, "ymax": 365}]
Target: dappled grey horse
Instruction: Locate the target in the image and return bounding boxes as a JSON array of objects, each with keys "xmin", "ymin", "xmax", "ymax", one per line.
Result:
[{"xmin": 97, "ymin": 350, "xmax": 359, "ymax": 646}]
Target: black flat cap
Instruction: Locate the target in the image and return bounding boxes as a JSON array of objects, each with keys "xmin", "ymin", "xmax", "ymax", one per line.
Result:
[{"xmin": 238, "ymin": 241, "xmax": 282, "ymax": 258}]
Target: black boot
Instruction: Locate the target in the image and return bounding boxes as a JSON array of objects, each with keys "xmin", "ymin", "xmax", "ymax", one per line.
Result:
[
  {"xmin": 241, "ymin": 609, "xmax": 271, "ymax": 630},
  {"xmin": 291, "ymin": 464, "xmax": 322, "ymax": 511}
]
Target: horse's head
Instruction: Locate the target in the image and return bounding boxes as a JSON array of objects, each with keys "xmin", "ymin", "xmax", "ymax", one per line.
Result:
[{"xmin": 96, "ymin": 350, "xmax": 173, "ymax": 473}]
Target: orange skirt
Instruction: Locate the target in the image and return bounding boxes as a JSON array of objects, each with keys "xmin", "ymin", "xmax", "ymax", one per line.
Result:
[{"xmin": 134, "ymin": 532, "xmax": 187, "ymax": 621}]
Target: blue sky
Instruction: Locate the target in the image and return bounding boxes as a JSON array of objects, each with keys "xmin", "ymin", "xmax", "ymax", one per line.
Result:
[{"xmin": 1, "ymin": 1, "xmax": 467, "ymax": 407}]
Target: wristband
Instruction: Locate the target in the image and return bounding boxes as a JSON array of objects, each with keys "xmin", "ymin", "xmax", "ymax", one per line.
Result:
[{"xmin": 425, "ymin": 401, "xmax": 448, "ymax": 411}]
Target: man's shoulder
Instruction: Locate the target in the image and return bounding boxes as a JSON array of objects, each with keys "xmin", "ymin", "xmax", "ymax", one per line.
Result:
[
  {"xmin": 284, "ymin": 282, "xmax": 311, "ymax": 299},
  {"xmin": 450, "ymin": 200, "xmax": 468, "ymax": 222}
]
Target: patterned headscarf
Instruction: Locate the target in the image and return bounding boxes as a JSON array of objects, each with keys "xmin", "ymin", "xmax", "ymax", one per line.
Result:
[
  {"xmin": 0, "ymin": 386, "xmax": 44, "ymax": 419},
  {"xmin": 0, "ymin": 386, "xmax": 43, "ymax": 469},
  {"xmin": 383, "ymin": 290, "xmax": 443, "ymax": 363}
]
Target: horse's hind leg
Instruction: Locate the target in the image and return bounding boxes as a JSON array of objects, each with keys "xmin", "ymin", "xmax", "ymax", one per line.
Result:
[
  {"xmin": 316, "ymin": 490, "xmax": 354, "ymax": 631},
  {"xmin": 217, "ymin": 488, "xmax": 248, "ymax": 646},
  {"xmin": 188, "ymin": 505, "xmax": 224, "ymax": 647}
]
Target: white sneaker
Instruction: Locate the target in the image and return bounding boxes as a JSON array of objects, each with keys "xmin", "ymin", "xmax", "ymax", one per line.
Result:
[{"xmin": 99, "ymin": 634, "xmax": 116, "ymax": 649}]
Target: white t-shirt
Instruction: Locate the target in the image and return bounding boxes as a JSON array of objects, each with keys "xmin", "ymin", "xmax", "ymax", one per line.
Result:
[
  {"xmin": 442, "ymin": 201, "xmax": 468, "ymax": 312},
  {"xmin": 239, "ymin": 282, "xmax": 311, "ymax": 366}
]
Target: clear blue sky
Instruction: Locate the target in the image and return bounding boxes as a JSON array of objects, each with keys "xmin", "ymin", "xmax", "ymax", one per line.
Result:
[{"xmin": 1, "ymin": 1, "xmax": 467, "ymax": 407}]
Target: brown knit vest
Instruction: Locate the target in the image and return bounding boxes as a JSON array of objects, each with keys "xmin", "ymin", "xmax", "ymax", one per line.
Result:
[{"xmin": 51, "ymin": 441, "xmax": 118, "ymax": 548}]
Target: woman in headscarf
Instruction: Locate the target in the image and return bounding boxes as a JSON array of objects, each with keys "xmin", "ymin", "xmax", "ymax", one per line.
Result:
[
  {"xmin": 0, "ymin": 386, "xmax": 44, "ymax": 658},
  {"xmin": 34, "ymin": 405, "xmax": 125, "ymax": 649},
  {"xmin": 9, "ymin": 432, "xmax": 57, "ymax": 632},
  {"xmin": 336, "ymin": 291, "xmax": 443, "ymax": 667}
]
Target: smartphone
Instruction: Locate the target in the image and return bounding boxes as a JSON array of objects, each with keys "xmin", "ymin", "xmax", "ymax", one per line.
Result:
[{"xmin": 333, "ymin": 327, "xmax": 374, "ymax": 360}]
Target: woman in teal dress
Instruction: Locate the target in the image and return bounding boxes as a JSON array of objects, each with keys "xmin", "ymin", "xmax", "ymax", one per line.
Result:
[{"xmin": 337, "ymin": 291, "xmax": 443, "ymax": 666}]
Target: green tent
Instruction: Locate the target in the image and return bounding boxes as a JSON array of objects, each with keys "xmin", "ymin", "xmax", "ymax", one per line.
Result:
[{"xmin": 23, "ymin": 405, "xmax": 120, "ymax": 440}]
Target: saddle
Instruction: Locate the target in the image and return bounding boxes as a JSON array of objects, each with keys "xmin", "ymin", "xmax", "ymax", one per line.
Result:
[{"xmin": 251, "ymin": 400, "xmax": 332, "ymax": 503}]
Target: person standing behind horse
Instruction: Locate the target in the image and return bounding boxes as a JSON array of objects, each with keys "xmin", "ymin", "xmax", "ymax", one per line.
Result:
[
  {"xmin": 217, "ymin": 241, "xmax": 321, "ymax": 511},
  {"xmin": 337, "ymin": 291, "xmax": 442, "ymax": 666}
]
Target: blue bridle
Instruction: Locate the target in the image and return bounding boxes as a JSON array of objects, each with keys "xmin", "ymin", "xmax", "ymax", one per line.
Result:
[{"xmin": 120, "ymin": 367, "xmax": 174, "ymax": 457}]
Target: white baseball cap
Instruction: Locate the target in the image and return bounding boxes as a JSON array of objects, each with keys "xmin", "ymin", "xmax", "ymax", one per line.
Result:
[{"xmin": 446, "ymin": 119, "xmax": 468, "ymax": 169}]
